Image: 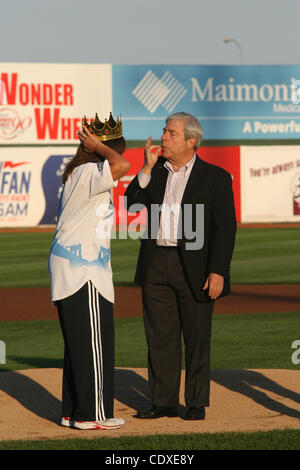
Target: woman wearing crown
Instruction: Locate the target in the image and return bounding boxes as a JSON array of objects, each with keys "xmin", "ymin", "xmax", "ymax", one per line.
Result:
[{"xmin": 48, "ymin": 113, "xmax": 130, "ymax": 430}]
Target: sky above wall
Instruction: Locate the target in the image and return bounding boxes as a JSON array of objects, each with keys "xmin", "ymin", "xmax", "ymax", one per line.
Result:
[{"xmin": 0, "ymin": 0, "xmax": 299, "ymax": 65}]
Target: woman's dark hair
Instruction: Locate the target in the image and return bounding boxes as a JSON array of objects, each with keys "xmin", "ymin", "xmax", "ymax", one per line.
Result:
[{"xmin": 62, "ymin": 136, "xmax": 126, "ymax": 184}]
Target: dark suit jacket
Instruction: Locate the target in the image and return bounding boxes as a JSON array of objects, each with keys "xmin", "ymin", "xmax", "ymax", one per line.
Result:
[{"xmin": 125, "ymin": 155, "xmax": 237, "ymax": 302}]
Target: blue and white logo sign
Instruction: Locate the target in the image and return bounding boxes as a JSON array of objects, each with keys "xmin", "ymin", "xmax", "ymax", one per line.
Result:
[
  {"xmin": 132, "ymin": 70, "xmax": 187, "ymax": 114},
  {"xmin": 113, "ymin": 65, "xmax": 300, "ymax": 140}
]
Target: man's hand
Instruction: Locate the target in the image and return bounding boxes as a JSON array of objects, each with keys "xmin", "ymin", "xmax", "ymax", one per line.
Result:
[
  {"xmin": 142, "ymin": 137, "xmax": 161, "ymax": 174},
  {"xmin": 78, "ymin": 126, "xmax": 100, "ymax": 154},
  {"xmin": 203, "ymin": 273, "xmax": 224, "ymax": 300}
]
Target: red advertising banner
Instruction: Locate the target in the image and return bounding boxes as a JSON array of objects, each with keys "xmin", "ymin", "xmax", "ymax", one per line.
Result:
[
  {"xmin": 200, "ymin": 146, "xmax": 241, "ymax": 223},
  {"xmin": 113, "ymin": 146, "xmax": 241, "ymax": 227},
  {"xmin": 113, "ymin": 148, "xmax": 145, "ymax": 231}
]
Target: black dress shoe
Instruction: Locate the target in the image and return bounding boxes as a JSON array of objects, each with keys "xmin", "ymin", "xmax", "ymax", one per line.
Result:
[
  {"xmin": 184, "ymin": 406, "xmax": 205, "ymax": 420},
  {"xmin": 134, "ymin": 405, "xmax": 178, "ymax": 419}
]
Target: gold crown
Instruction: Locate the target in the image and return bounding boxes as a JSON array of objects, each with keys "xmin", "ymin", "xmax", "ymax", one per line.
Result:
[{"xmin": 82, "ymin": 112, "xmax": 123, "ymax": 142}]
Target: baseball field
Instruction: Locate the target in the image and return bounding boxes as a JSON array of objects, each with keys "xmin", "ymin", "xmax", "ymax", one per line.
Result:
[{"xmin": 0, "ymin": 224, "xmax": 299, "ymax": 450}]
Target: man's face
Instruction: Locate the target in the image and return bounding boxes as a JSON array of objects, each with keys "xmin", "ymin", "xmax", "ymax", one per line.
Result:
[{"xmin": 160, "ymin": 119, "xmax": 194, "ymax": 161}]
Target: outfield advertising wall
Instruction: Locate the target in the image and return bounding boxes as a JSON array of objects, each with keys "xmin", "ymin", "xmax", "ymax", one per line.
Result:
[
  {"xmin": 1, "ymin": 63, "xmax": 300, "ymax": 227},
  {"xmin": 0, "ymin": 63, "xmax": 112, "ymax": 144},
  {"xmin": 113, "ymin": 65, "xmax": 300, "ymax": 141},
  {"xmin": 0, "ymin": 146, "xmax": 241, "ymax": 227},
  {"xmin": 1, "ymin": 144, "xmax": 300, "ymax": 227},
  {"xmin": 0, "ymin": 147, "xmax": 76, "ymax": 226},
  {"xmin": 241, "ymin": 146, "xmax": 300, "ymax": 222}
]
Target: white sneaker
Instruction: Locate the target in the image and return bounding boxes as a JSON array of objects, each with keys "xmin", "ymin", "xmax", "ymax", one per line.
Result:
[
  {"xmin": 96, "ymin": 418, "xmax": 125, "ymax": 429},
  {"xmin": 61, "ymin": 417, "xmax": 125, "ymax": 430},
  {"xmin": 61, "ymin": 417, "xmax": 72, "ymax": 427}
]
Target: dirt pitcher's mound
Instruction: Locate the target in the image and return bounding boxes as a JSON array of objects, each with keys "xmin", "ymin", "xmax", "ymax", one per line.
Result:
[{"xmin": 0, "ymin": 367, "xmax": 299, "ymax": 442}]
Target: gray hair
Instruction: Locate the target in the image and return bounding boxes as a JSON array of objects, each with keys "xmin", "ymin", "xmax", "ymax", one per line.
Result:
[{"xmin": 166, "ymin": 112, "xmax": 203, "ymax": 150}]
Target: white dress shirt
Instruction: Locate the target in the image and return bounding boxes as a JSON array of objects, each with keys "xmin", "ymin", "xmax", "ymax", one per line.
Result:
[{"xmin": 138, "ymin": 155, "xmax": 196, "ymax": 246}]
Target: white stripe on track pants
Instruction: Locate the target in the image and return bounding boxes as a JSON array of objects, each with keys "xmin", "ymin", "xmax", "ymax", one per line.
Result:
[{"xmin": 56, "ymin": 281, "xmax": 114, "ymax": 421}]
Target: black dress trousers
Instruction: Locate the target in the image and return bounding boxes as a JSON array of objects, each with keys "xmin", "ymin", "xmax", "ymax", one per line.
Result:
[{"xmin": 142, "ymin": 246, "xmax": 214, "ymax": 408}]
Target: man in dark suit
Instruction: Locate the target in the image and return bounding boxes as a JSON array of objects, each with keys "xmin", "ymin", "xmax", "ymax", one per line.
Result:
[{"xmin": 125, "ymin": 112, "xmax": 236, "ymax": 420}]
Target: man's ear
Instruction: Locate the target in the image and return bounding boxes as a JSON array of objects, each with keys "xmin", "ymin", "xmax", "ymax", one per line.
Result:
[{"xmin": 187, "ymin": 137, "xmax": 196, "ymax": 150}]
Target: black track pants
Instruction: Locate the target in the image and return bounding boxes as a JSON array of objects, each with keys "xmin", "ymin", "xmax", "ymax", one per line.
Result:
[{"xmin": 56, "ymin": 281, "xmax": 114, "ymax": 421}]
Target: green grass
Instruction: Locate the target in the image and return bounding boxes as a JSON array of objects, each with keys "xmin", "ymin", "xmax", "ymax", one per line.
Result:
[
  {"xmin": 0, "ymin": 227, "xmax": 300, "ymax": 287},
  {"xmin": 0, "ymin": 319, "xmax": 63, "ymax": 371},
  {"xmin": 0, "ymin": 429, "xmax": 299, "ymax": 450},
  {"xmin": 230, "ymin": 227, "xmax": 300, "ymax": 284},
  {"xmin": 0, "ymin": 312, "xmax": 299, "ymax": 372},
  {"xmin": 111, "ymin": 236, "xmax": 140, "ymax": 285},
  {"xmin": 0, "ymin": 232, "xmax": 54, "ymax": 288}
]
